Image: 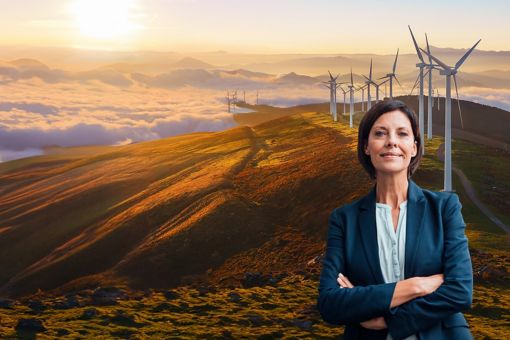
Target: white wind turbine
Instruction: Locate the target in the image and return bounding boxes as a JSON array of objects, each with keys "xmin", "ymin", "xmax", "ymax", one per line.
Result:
[
  {"xmin": 379, "ymin": 49, "xmax": 401, "ymax": 99},
  {"xmin": 322, "ymin": 71, "xmax": 345, "ymax": 122},
  {"xmin": 357, "ymin": 84, "xmax": 367, "ymax": 112},
  {"xmin": 408, "ymin": 26, "xmax": 427, "ymax": 154},
  {"xmin": 348, "ymin": 68, "xmax": 355, "ymax": 128},
  {"xmin": 339, "ymin": 85, "xmax": 348, "ymax": 116},
  {"xmin": 226, "ymin": 90, "xmax": 231, "ymax": 113},
  {"xmin": 424, "ymin": 34, "xmax": 436, "ymax": 140},
  {"xmin": 420, "ymin": 39, "xmax": 481, "ymax": 191},
  {"xmin": 365, "ymin": 59, "xmax": 374, "ymax": 110},
  {"xmin": 363, "ymin": 70, "xmax": 383, "ymax": 104}
]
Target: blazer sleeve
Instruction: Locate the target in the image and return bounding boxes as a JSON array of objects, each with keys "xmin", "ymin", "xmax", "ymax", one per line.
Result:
[
  {"xmin": 317, "ymin": 207, "xmax": 397, "ymax": 325},
  {"xmin": 384, "ymin": 193, "xmax": 473, "ymax": 339}
]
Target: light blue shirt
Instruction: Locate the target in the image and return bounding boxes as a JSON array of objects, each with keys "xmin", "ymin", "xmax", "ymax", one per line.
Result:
[{"xmin": 375, "ymin": 200, "xmax": 418, "ymax": 340}]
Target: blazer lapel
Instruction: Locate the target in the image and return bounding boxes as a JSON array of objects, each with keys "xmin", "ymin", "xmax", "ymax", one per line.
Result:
[
  {"xmin": 404, "ymin": 179, "xmax": 427, "ymax": 278},
  {"xmin": 358, "ymin": 185, "xmax": 386, "ymax": 284}
]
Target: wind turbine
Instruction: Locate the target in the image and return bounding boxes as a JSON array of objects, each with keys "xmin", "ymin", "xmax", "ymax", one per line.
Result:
[
  {"xmin": 436, "ymin": 89, "xmax": 440, "ymax": 110},
  {"xmin": 365, "ymin": 59, "xmax": 374, "ymax": 110},
  {"xmin": 226, "ymin": 90, "xmax": 231, "ymax": 113},
  {"xmin": 363, "ymin": 70, "xmax": 383, "ymax": 105},
  {"xmin": 421, "ymin": 39, "xmax": 481, "ymax": 191},
  {"xmin": 424, "ymin": 34, "xmax": 436, "ymax": 140},
  {"xmin": 408, "ymin": 26, "xmax": 427, "ymax": 154},
  {"xmin": 322, "ymin": 71, "xmax": 344, "ymax": 121},
  {"xmin": 232, "ymin": 90, "xmax": 238, "ymax": 112},
  {"xmin": 348, "ymin": 68, "xmax": 355, "ymax": 128},
  {"xmin": 339, "ymin": 86, "xmax": 348, "ymax": 116},
  {"xmin": 379, "ymin": 49, "xmax": 401, "ymax": 99},
  {"xmin": 357, "ymin": 84, "xmax": 367, "ymax": 112}
]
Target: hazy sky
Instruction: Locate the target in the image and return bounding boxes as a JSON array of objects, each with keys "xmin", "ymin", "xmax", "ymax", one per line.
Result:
[{"xmin": 1, "ymin": 0, "xmax": 508, "ymax": 53}]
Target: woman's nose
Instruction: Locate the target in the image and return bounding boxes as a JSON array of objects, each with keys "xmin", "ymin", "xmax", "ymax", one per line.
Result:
[{"xmin": 386, "ymin": 132, "xmax": 398, "ymax": 147}]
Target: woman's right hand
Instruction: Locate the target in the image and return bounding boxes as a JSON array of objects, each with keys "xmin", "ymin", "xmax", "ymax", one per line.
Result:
[
  {"xmin": 413, "ymin": 273, "xmax": 444, "ymax": 296},
  {"xmin": 390, "ymin": 273, "xmax": 444, "ymax": 308}
]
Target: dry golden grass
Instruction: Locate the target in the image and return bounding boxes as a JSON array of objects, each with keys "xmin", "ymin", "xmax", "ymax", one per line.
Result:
[{"xmin": 0, "ymin": 102, "xmax": 508, "ymax": 338}]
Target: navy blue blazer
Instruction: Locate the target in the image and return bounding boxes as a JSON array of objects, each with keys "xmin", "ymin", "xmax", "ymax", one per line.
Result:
[{"xmin": 317, "ymin": 179, "xmax": 473, "ymax": 340}]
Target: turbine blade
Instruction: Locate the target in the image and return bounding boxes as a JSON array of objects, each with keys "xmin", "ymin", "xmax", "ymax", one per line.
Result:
[
  {"xmin": 392, "ymin": 48, "xmax": 399, "ymax": 73},
  {"xmin": 455, "ymin": 39, "xmax": 481, "ymax": 70},
  {"xmin": 350, "ymin": 68, "xmax": 354, "ymax": 85},
  {"xmin": 394, "ymin": 76, "xmax": 402, "ymax": 88},
  {"xmin": 408, "ymin": 26, "xmax": 424, "ymax": 62},
  {"xmin": 425, "ymin": 33, "xmax": 433, "ymax": 64},
  {"xmin": 420, "ymin": 48, "xmax": 449, "ymax": 70},
  {"xmin": 453, "ymin": 75, "xmax": 464, "ymax": 128},
  {"xmin": 409, "ymin": 74, "xmax": 420, "ymax": 95},
  {"xmin": 328, "ymin": 70, "xmax": 333, "ymax": 80},
  {"xmin": 369, "ymin": 58, "xmax": 373, "ymax": 79}
]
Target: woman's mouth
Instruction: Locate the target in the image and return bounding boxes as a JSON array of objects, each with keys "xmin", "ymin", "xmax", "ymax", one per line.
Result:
[{"xmin": 381, "ymin": 153, "xmax": 402, "ymax": 159}]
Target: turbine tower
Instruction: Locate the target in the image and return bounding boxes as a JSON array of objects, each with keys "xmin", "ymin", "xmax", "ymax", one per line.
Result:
[
  {"xmin": 339, "ymin": 86, "xmax": 348, "ymax": 116},
  {"xmin": 379, "ymin": 49, "xmax": 401, "ymax": 99},
  {"xmin": 436, "ymin": 89, "xmax": 440, "ymax": 110},
  {"xmin": 357, "ymin": 85, "xmax": 367, "ymax": 112},
  {"xmin": 348, "ymin": 68, "xmax": 355, "ymax": 128},
  {"xmin": 425, "ymin": 34, "xmax": 435, "ymax": 140},
  {"xmin": 365, "ymin": 59, "xmax": 374, "ymax": 110},
  {"xmin": 322, "ymin": 71, "xmax": 343, "ymax": 121},
  {"xmin": 232, "ymin": 90, "xmax": 238, "ymax": 112},
  {"xmin": 409, "ymin": 26, "xmax": 426, "ymax": 154},
  {"xmin": 226, "ymin": 90, "xmax": 231, "ymax": 113},
  {"xmin": 421, "ymin": 39, "xmax": 481, "ymax": 191}
]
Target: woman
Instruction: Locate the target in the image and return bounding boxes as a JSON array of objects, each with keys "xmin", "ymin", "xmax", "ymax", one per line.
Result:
[{"xmin": 317, "ymin": 100, "xmax": 473, "ymax": 340}]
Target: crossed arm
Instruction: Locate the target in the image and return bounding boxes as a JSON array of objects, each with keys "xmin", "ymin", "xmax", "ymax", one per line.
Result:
[{"xmin": 317, "ymin": 194, "xmax": 472, "ymax": 338}]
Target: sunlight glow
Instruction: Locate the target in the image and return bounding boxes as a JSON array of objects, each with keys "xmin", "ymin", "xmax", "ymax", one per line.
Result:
[{"xmin": 70, "ymin": 0, "xmax": 141, "ymax": 39}]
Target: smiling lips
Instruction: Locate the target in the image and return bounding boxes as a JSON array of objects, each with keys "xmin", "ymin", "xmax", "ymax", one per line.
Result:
[{"xmin": 381, "ymin": 152, "xmax": 403, "ymax": 158}]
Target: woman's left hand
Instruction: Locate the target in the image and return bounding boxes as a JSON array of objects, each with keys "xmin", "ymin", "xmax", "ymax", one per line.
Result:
[
  {"xmin": 337, "ymin": 273, "xmax": 354, "ymax": 288},
  {"xmin": 360, "ymin": 316, "xmax": 388, "ymax": 330},
  {"xmin": 337, "ymin": 273, "xmax": 388, "ymax": 330}
]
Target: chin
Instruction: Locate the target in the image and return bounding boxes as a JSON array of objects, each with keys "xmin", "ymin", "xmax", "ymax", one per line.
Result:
[{"xmin": 375, "ymin": 166, "xmax": 409, "ymax": 176}]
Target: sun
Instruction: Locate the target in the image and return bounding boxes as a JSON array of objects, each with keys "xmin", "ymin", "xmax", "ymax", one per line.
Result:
[{"xmin": 70, "ymin": 0, "xmax": 140, "ymax": 40}]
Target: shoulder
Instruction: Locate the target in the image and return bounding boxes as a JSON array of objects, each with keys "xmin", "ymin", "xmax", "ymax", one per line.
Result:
[
  {"xmin": 329, "ymin": 192, "xmax": 369, "ymax": 220},
  {"xmin": 417, "ymin": 185, "xmax": 463, "ymax": 224},
  {"xmin": 420, "ymin": 186, "xmax": 461, "ymax": 211}
]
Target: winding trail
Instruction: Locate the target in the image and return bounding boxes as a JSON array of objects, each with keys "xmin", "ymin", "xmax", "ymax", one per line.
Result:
[{"xmin": 436, "ymin": 143, "xmax": 510, "ymax": 234}]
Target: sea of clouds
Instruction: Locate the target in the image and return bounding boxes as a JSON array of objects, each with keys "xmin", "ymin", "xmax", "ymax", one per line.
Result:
[{"xmin": 0, "ymin": 66, "xmax": 508, "ymax": 162}]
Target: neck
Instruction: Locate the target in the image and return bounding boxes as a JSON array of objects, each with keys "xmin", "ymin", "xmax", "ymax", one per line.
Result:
[{"xmin": 375, "ymin": 173, "xmax": 409, "ymax": 209}]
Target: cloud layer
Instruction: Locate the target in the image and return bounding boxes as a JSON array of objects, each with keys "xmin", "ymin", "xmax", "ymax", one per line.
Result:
[{"xmin": 0, "ymin": 59, "xmax": 508, "ymax": 162}]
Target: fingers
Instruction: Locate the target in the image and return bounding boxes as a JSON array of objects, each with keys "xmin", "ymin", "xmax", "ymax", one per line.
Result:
[
  {"xmin": 341, "ymin": 273, "xmax": 354, "ymax": 288},
  {"xmin": 337, "ymin": 273, "xmax": 354, "ymax": 288}
]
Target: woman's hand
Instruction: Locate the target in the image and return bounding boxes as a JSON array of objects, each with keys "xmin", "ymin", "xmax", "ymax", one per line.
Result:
[
  {"xmin": 360, "ymin": 316, "xmax": 388, "ymax": 330},
  {"xmin": 337, "ymin": 273, "xmax": 354, "ymax": 288},
  {"xmin": 337, "ymin": 273, "xmax": 388, "ymax": 330},
  {"xmin": 413, "ymin": 273, "xmax": 444, "ymax": 296}
]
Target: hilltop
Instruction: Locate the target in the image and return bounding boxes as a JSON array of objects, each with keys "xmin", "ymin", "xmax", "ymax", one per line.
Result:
[{"xmin": 0, "ymin": 103, "xmax": 509, "ymax": 338}]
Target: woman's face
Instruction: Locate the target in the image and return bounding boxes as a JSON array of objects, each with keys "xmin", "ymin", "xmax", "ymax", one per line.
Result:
[{"xmin": 364, "ymin": 110, "xmax": 417, "ymax": 178}]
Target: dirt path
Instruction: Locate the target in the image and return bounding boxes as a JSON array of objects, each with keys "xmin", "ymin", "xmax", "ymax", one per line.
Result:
[{"xmin": 436, "ymin": 144, "xmax": 510, "ymax": 234}]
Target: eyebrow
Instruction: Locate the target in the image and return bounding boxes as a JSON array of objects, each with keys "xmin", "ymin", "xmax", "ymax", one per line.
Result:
[{"xmin": 373, "ymin": 126, "xmax": 410, "ymax": 130}]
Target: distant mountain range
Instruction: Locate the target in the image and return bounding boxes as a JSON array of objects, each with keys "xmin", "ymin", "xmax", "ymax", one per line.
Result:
[{"xmin": 1, "ymin": 57, "xmax": 509, "ymax": 90}]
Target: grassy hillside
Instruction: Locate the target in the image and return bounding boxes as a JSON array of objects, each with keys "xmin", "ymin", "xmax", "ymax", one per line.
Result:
[{"xmin": 0, "ymin": 103, "xmax": 508, "ymax": 338}]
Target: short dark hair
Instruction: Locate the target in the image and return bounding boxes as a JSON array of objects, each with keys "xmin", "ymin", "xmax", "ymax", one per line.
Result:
[{"xmin": 357, "ymin": 99, "xmax": 423, "ymax": 180}]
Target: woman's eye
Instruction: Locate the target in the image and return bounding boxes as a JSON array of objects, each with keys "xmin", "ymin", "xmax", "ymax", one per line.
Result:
[
  {"xmin": 375, "ymin": 131, "xmax": 385, "ymax": 136},
  {"xmin": 399, "ymin": 132, "xmax": 408, "ymax": 136}
]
